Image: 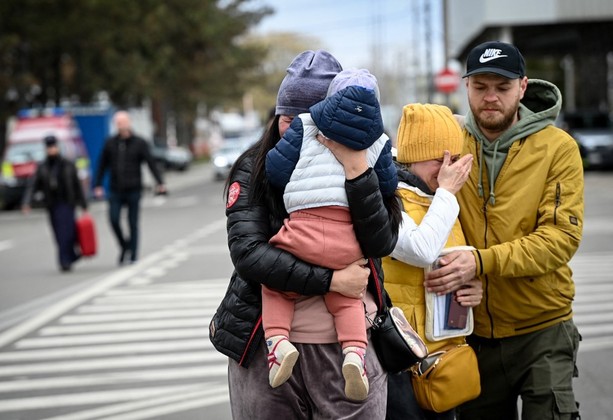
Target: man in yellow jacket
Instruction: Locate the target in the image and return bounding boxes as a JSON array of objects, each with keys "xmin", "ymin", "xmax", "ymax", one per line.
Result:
[{"xmin": 425, "ymin": 41, "xmax": 584, "ymax": 420}]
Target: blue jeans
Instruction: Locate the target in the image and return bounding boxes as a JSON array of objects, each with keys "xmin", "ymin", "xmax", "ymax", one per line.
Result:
[{"xmin": 108, "ymin": 189, "xmax": 141, "ymax": 261}]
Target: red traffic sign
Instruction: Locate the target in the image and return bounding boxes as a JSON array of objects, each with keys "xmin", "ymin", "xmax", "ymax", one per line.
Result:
[{"xmin": 434, "ymin": 68, "xmax": 461, "ymax": 94}]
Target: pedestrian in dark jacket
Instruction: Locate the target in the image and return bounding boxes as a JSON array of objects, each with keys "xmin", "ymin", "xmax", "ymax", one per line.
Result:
[
  {"xmin": 22, "ymin": 135, "xmax": 88, "ymax": 272},
  {"xmin": 209, "ymin": 50, "xmax": 401, "ymax": 419},
  {"xmin": 93, "ymin": 111, "xmax": 166, "ymax": 265}
]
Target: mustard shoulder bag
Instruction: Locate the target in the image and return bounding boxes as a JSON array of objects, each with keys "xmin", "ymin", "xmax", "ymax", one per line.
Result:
[{"xmin": 410, "ymin": 343, "xmax": 481, "ymax": 413}]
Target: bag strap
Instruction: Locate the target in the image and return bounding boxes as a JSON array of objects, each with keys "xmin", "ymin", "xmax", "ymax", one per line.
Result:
[{"xmin": 364, "ymin": 301, "xmax": 390, "ymax": 330}]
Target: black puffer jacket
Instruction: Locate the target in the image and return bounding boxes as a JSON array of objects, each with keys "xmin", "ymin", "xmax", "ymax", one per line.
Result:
[
  {"xmin": 209, "ymin": 155, "xmax": 398, "ymax": 367},
  {"xmin": 94, "ymin": 134, "xmax": 163, "ymax": 192}
]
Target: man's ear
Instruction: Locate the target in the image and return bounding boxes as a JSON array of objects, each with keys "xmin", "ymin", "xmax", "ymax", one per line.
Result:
[{"xmin": 519, "ymin": 76, "xmax": 528, "ymax": 98}]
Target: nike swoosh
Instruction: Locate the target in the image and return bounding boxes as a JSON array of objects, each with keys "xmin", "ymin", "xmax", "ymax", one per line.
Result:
[{"xmin": 479, "ymin": 54, "xmax": 507, "ymax": 63}]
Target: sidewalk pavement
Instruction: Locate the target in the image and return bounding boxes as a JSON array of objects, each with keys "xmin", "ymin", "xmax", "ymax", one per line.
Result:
[
  {"xmin": 162, "ymin": 161, "xmax": 214, "ymax": 191},
  {"xmin": 141, "ymin": 160, "xmax": 215, "ymax": 194}
]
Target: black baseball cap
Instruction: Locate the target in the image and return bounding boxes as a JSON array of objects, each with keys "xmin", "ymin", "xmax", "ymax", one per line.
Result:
[
  {"xmin": 463, "ymin": 41, "xmax": 526, "ymax": 79},
  {"xmin": 43, "ymin": 135, "xmax": 58, "ymax": 147}
]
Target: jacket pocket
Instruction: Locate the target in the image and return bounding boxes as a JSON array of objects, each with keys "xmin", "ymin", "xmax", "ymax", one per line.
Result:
[{"xmin": 552, "ymin": 388, "xmax": 578, "ymax": 418}]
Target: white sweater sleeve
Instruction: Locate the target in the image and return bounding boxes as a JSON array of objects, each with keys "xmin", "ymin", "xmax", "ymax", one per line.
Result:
[{"xmin": 390, "ymin": 188, "xmax": 460, "ymax": 268}]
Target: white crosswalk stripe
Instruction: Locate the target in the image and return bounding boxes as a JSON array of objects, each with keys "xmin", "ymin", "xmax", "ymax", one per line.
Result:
[
  {"xmin": 0, "ymin": 278, "xmax": 230, "ymax": 419},
  {"xmin": 570, "ymin": 252, "xmax": 613, "ymax": 352},
  {"xmin": 0, "ymin": 240, "xmax": 13, "ymax": 252},
  {"xmin": 41, "ymin": 387, "xmax": 229, "ymax": 420},
  {"xmin": 0, "ymin": 250, "xmax": 608, "ymax": 419}
]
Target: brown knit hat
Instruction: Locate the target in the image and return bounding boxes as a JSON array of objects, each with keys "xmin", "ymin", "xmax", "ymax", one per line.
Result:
[{"xmin": 396, "ymin": 103, "xmax": 463, "ymax": 163}]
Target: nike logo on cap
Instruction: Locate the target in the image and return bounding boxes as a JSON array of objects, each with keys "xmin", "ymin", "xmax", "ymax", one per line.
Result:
[{"xmin": 479, "ymin": 48, "xmax": 507, "ymax": 63}]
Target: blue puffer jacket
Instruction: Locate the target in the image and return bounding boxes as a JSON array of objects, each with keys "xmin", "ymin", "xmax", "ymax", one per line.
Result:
[
  {"xmin": 266, "ymin": 86, "xmax": 397, "ymax": 209},
  {"xmin": 310, "ymin": 85, "xmax": 384, "ymax": 150}
]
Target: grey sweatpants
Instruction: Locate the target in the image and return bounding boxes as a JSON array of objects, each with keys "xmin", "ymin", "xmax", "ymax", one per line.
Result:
[{"xmin": 228, "ymin": 337, "xmax": 387, "ymax": 420}]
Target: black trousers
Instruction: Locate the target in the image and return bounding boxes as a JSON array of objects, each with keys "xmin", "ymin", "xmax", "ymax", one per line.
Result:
[
  {"xmin": 48, "ymin": 202, "xmax": 79, "ymax": 269},
  {"xmin": 108, "ymin": 189, "xmax": 141, "ymax": 261},
  {"xmin": 387, "ymin": 370, "xmax": 455, "ymax": 420}
]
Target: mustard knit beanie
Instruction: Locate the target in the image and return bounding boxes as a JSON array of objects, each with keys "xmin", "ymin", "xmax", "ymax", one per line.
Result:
[{"xmin": 396, "ymin": 103, "xmax": 463, "ymax": 163}]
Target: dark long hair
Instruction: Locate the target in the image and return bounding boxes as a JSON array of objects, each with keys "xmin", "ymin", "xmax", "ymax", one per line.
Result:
[
  {"xmin": 224, "ymin": 114, "xmax": 402, "ymax": 234},
  {"xmin": 224, "ymin": 115, "xmax": 287, "ymax": 218},
  {"xmin": 386, "ymin": 193, "xmax": 402, "ymax": 235}
]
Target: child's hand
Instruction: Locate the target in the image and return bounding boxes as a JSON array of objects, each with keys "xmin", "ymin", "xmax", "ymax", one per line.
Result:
[
  {"xmin": 316, "ymin": 134, "xmax": 368, "ymax": 179},
  {"xmin": 455, "ymin": 278, "xmax": 483, "ymax": 307},
  {"xmin": 437, "ymin": 151, "xmax": 473, "ymax": 195}
]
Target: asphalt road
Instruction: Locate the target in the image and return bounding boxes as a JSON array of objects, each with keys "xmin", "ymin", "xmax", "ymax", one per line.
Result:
[{"xmin": 0, "ymin": 163, "xmax": 612, "ymax": 419}]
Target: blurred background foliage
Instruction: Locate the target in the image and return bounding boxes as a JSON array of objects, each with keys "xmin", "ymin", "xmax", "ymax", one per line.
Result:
[{"xmin": 0, "ymin": 0, "xmax": 318, "ymax": 147}]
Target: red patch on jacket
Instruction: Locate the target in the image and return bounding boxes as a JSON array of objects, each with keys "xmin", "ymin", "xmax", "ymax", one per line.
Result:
[{"xmin": 227, "ymin": 182, "xmax": 241, "ymax": 208}]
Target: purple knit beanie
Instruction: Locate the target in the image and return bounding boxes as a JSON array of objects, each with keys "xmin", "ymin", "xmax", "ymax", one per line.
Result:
[
  {"xmin": 275, "ymin": 50, "xmax": 343, "ymax": 116},
  {"xmin": 327, "ymin": 68, "xmax": 381, "ymax": 101}
]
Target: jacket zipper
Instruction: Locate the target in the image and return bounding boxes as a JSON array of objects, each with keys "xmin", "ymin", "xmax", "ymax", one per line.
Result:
[
  {"xmin": 482, "ymin": 200, "xmax": 495, "ymax": 339},
  {"xmin": 239, "ymin": 315, "xmax": 262, "ymax": 367},
  {"xmin": 368, "ymin": 258, "xmax": 384, "ymax": 312},
  {"xmin": 554, "ymin": 182, "xmax": 561, "ymax": 225}
]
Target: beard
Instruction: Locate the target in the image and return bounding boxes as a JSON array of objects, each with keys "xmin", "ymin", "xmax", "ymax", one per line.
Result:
[{"xmin": 471, "ymin": 103, "xmax": 518, "ymax": 133}]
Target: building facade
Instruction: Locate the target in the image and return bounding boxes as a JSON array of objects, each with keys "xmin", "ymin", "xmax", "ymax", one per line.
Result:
[{"xmin": 446, "ymin": 0, "xmax": 613, "ymax": 116}]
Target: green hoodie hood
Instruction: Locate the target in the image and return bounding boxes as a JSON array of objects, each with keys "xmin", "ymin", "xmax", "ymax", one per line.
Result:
[{"xmin": 465, "ymin": 79, "xmax": 562, "ymax": 204}]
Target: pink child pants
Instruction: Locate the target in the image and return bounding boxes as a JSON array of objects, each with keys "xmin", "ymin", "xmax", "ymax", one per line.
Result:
[{"xmin": 263, "ymin": 206, "xmax": 367, "ymax": 349}]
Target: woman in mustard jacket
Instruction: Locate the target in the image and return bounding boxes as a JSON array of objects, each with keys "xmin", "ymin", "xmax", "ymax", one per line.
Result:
[{"xmin": 384, "ymin": 104, "xmax": 483, "ymax": 420}]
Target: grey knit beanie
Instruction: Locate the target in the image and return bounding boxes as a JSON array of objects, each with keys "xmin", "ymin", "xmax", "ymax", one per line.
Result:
[
  {"xmin": 275, "ymin": 50, "xmax": 342, "ymax": 116},
  {"xmin": 327, "ymin": 68, "xmax": 381, "ymax": 101}
]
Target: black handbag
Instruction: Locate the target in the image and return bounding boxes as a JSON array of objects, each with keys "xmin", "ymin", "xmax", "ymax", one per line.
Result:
[{"xmin": 369, "ymin": 306, "xmax": 428, "ymax": 374}]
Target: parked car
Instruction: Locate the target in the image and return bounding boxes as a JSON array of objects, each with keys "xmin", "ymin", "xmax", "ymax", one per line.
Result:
[
  {"xmin": 558, "ymin": 111, "xmax": 613, "ymax": 170},
  {"xmin": 150, "ymin": 143, "xmax": 193, "ymax": 171},
  {"xmin": 0, "ymin": 109, "xmax": 91, "ymax": 210},
  {"xmin": 211, "ymin": 130, "xmax": 261, "ymax": 181}
]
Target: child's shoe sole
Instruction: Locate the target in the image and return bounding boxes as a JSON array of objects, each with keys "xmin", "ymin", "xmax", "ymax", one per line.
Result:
[
  {"xmin": 270, "ymin": 348, "xmax": 299, "ymax": 388},
  {"xmin": 342, "ymin": 362, "xmax": 369, "ymax": 401}
]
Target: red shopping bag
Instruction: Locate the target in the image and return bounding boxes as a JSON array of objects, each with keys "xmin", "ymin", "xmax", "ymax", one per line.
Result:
[{"xmin": 76, "ymin": 213, "xmax": 97, "ymax": 257}]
